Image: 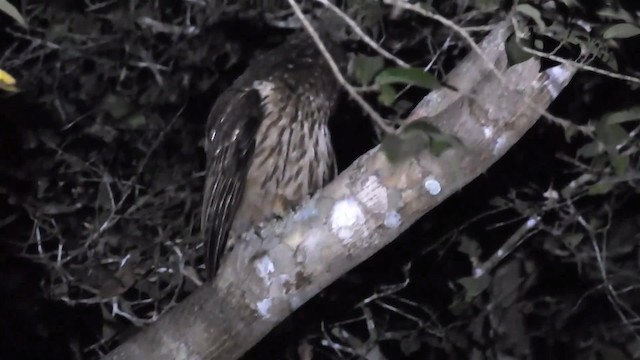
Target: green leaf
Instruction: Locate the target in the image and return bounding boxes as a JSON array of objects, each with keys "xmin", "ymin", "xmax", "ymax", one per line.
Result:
[
  {"xmin": 603, "ymin": 106, "xmax": 640, "ymax": 124},
  {"xmin": 458, "ymin": 236, "xmax": 481, "ymax": 257},
  {"xmin": 399, "ymin": 337, "xmax": 421, "ymax": 356},
  {"xmin": 562, "ymin": 233, "xmax": 583, "ymax": 249},
  {"xmin": 596, "ymin": 8, "xmax": 635, "ymax": 23},
  {"xmin": 448, "ymin": 297, "xmax": 472, "ymax": 316},
  {"xmin": 563, "ymin": 124, "xmax": 578, "ymax": 141},
  {"xmin": 99, "ymin": 94, "xmax": 134, "ymax": 119},
  {"xmin": 609, "ymin": 153, "xmax": 629, "ymax": 176},
  {"xmin": 560, "ymin": 174, "xmax": 594, "ymax": 198},
  {"xmin": 489, "ymin": 197, "xmax": 508, "ymax": 208},
  {"xmin": 516, "ymin": 4, "xmax": 546, "ymax": 31},
  {"xmin": 598, "ymin": 346, "xmax": 629, "ymax": 360},
  {"xmin": 97, "ymin": 178, "xmax": 114, "ymax": 208},
  {"xmin": 602, "ymin": 23, "xmax": 640, "ymax": 39},
  {"xmin": 402, "ymin": 120, "xmax": 443, "ymax": 134},
  {"xmin": 119, "ymin": 113, "xmax": 147, "ymax": 129},
  {"xmin": 577, "ymin": 141, "xmax": 603, "ymax": 158},
  {"xmin": 588, "ymin": 180, "xmax": 614, "ymax": 195},
  {"xmin": 375, "ymin": 67, "xmax": 440, "ymax": 89},
  {"xmin": 351, "ymin": 55, "xmax": 384, "ymax": 86},
  {"xmin": 0, "ymin": 0, "xmax": 27, "ymax": 28},
  {"xmin": 381, "ymin": 132, "xmax": 427, "ymax": 164},
  {"xmin": 457, "ymin": 275, "xmax": 490, "ymax": 301},
  {"xmin": 381, "ymin": 120, "xmax": 461, "ymax": 163},
  {"xmin": 471, "ymin": 0, "xmax": 500, "ymax": 11},
  {"xmin": 85, "ymin": 124, "xmax": 118, "ymax": 143},
  {"xmin": 381, "ymin": 122, "xmax": 435, "ymax": 163},
  {"xmin": 603, "ymin": 49, "xmax": 619, "ymax": 71},
  {"xmin": 505, "ymin": 33, "xmax": 534, "ymax": 67},
  {"xmin": 377, "ymin": 84, "xmax": 397, "ymax": 106},
  {"xmin": 595, "ymin": 121, "xmax": 628, "ymax": 148},
  {"xmin": 403, "ymin": 121, "xmax": 464, "ymax": 155},
  {"xmin": 429, "ymin": 137, "xmax": 452, "ymax": 156},
  {"xmin": 534, "ymin": 39, "xmax": 544, "ymax": 49}
]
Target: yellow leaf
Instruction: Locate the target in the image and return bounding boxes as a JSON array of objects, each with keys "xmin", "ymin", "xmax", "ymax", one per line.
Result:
[
  {"xmin": 0, "ymin": 68, "xmax": 16, "ymax": 85},
  {"xmin": 0, "ymin": 68, "xmax": 18, "ymax": 92},
  {"xmin": 0, "ymin": 84, "xmax": 18, "ymax": 92}
]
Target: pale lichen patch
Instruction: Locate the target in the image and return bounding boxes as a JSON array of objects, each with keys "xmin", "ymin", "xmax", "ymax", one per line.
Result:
[
  {"xmin": 254, "ymin": 255, "xmax": 275, "ymax": 285},
  {"xmin": 384, "ymin": 211, "xmax": 402, "ymax": 229},
  {"xmin": 494, "ymin": 134, "xmax": 508, "ymax": 154},
  {"xmin": 293, "ymin": 228, "xmax": 324, "ymax": 264},
  {"xmin": 256, "ymin": 299, "xmax": 272, "ymax": 318},
  {"xmin": 288, "ymin": 294, "xmax": 305, "ymax": 311},
  {"xmin": 483, "ymin": 125, "xmax": 494, "ymax": 138},
  {"xmin": 424, "ymin": 178, "xmax": 441, "ymax": 195},
  {"xmin": 356, "ymin": 176, "xmax": 388, "ymax": 213},
  {"xmin": 283, "ymin": 227, "xmax": 305, "ymax": 249},
  {"xmin": 330, "ymin": 198, "xmax": 366, "ymax": 242},
  {"xmin": 293, "ymin": 201, "xmax": 317, "ymax": 221}
]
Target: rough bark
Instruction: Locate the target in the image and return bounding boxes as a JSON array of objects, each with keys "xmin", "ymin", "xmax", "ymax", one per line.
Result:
[{"xmin": 103, "ymin": 21, "xmax": 576, "ymax": 360}]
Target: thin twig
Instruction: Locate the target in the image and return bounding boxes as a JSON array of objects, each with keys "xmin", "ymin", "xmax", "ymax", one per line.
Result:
[
  {"xmin": 314, "ymin": 0, "xmax": 410, "ymax": 68},
  {"xmin": 286, "ymin": 0, "xmax": 397, "ymax": 134},
  {"xmin": 511, "ymin": 17, "xmax": 640, "ymax": 86},
  {"xmin": 91, "ymin": 105, "xmax": 185, "ymax": 240},
  {"xmin": 387, "ymin": 0, "xmax": 592, "ymax": 135},
  {"xmin": 473, "ymin": 216, "xmax": 540, "ymax": 278}
]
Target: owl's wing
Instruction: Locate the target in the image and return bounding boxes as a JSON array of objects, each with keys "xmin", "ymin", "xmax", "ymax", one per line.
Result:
[{"xmin": 201, "ymin": 86, "xmax": 263, "ymax": 279}]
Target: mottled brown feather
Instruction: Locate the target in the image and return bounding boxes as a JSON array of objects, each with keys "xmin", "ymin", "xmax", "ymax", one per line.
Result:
[{"xmin": 202, "ymin": 29, "xmax": 347, "ymax": 279}]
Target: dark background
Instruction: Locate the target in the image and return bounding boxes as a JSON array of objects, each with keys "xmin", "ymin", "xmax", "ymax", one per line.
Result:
[{"xmin": 1, "ymin": 1, "xmax": 640, "ymax": 359}]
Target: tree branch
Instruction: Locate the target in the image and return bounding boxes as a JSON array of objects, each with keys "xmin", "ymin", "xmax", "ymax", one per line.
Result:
[{"xmin": 103, "ymin": 21, "xmax": 576, "ymax": 360}]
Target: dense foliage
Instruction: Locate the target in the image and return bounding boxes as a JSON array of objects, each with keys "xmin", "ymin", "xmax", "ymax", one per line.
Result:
[{"xmin": 1, "ymin": 0, "xmax": 640, "ymax": 359}]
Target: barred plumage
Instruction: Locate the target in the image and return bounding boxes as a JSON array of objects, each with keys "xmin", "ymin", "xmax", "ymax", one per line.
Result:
[{"xmin": 201, "ymin": 29, "xmax": 347, "ymax": 279}]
